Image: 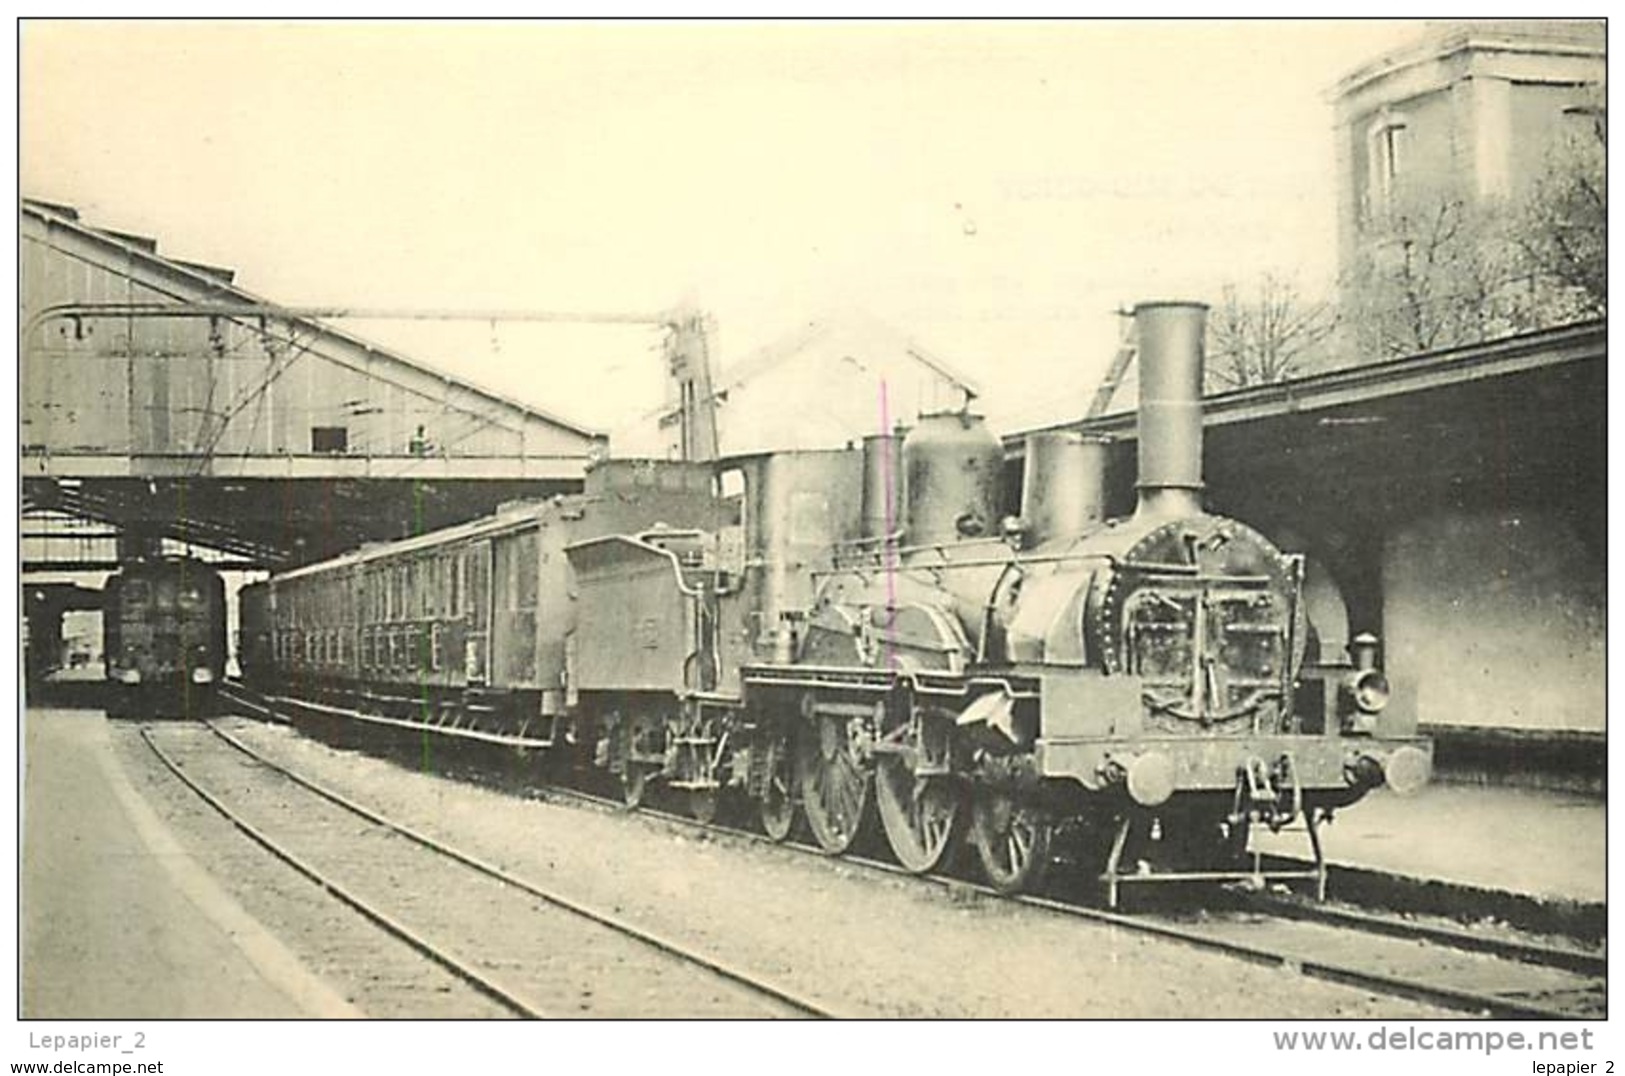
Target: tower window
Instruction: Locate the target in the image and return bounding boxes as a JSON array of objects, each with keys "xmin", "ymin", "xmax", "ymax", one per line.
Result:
[
  {"xmin": 1366, "ymin": 113, "xmax": 1410, "ymax": 215},
  {"xmin": 1379, "ymin": 124, "xmax": 1406, "ymax": 185}
]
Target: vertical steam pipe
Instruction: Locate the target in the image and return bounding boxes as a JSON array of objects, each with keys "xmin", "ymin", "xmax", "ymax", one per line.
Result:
[
  {"xmin": 860, "ymin": 433, "xmax": 903, "ymax": 541},
  {"xmin": 1134, "ymin": 301, "xmax": 1209, "ymax": 520}
]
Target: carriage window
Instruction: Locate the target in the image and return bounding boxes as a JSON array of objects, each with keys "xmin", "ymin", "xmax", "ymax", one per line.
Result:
[
  {"xmin": 445, "ymin": 555, "xmax": 458, "ymax": 617},
  {"xmin": 515, "ymin": 532, "xmax": 539, "ymax": 610}
]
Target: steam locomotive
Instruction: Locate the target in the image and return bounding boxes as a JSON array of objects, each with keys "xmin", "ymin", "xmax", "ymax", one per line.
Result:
[
  {"xmin": 239, "ymin": 301, "xmax": 1430, "ymax": 904},
  {"xmin": 104, "ymin": 556, "xmax": 227, "ymax": 718}
]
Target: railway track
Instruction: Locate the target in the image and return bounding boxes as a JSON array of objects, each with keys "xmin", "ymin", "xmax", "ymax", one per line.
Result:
[
  {"xmin": 543, "ymin": 782, "xmax": 1605, "ymax": 1020},
  {"xmin": 139, "ymin": 718, "xmax": 835, "ymax": 1019},
  {"xmin": 214, "ymin": 683, "xmax": 1604, "ymax": 1019}
]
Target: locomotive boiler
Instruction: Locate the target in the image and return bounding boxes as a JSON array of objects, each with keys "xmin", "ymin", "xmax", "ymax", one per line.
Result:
[{"xmin": 244, "ymin": 300, "xmax": 1430, "ymax": 906}]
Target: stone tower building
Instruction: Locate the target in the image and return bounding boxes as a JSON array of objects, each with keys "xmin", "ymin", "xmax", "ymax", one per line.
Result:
[
  {"xmin": 1330, "ymin": 21, "xmax": 1604, "ymax": 353},
  {"xmin": 1332, "ymin": 20, "xmax": 1604, "ymax": 270}
]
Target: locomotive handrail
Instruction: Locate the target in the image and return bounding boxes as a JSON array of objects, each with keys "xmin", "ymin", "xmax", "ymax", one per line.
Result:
[
  {"xmin": 812, "ymin": 549, "xmax": 1115, "ymax": 577},
  {"xmin": 632, "ymin": 527, "xmax": 712, "ymax": 544},
  {"xmin": 838, "ymin": 529, "xmax": 907, "ymax": 549},
  {"xmin": 564, "ymin": 533, "xmax": 709, "ymax": 598},
  {"xmin": 1123, "ymin": 566, "xmax": 1277, "ymax": 585}
]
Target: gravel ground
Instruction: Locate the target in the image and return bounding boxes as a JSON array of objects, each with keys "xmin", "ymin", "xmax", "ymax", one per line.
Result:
[
  {"xmin": 110, "ymin": 725, "xmax": 513, "ymax": 1018},
  {"xmin": 137, "ymin": 715, "xmax": 1461, "ymax": 1020},
  {"xmin": 129, "ymin": 724, "xmax": 815, "ymax": 1018}
]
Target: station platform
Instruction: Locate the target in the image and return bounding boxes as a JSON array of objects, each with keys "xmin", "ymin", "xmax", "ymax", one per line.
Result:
[
  {"xmin": 1252, "ymin": 781, "xmax": 1605, "ymax": 908},
  {"xmin": 21, "ymin": 707, "xmax": 360, "ymax": 1018}
]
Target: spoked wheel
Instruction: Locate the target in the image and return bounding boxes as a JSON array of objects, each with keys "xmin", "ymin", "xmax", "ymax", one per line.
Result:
[
  {"xmin": 620, "ymin": 765, "xmax": 650, "ymax": 810},
  {"xmin": 971, "ymin": 791, "xmax": 1053, "ymax": 894},
  {"xmin": 875, "ymin": 757, "xmax": 963, "ymax": 873},
  {"xmin": 687, "ymin": 788, "xmax": 720, "ymax": 825},
  {"xmin": 758, "ymin": 736, "xmax": 797, "ymax": 842},
  {"xmin": 795, "ymin": 713, "xmax": 873, "ymax": 854}
]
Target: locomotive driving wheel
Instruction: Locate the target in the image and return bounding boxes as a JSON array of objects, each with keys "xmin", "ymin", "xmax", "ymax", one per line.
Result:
[
  {"xmin": 875, "ymin": 758, "xmax": 962, "ymax": 873},
  {"xmin": 795, "ymin": 710, "xmax": 874, "ymax": 854},
  {"xmin": 971, "ymin": 791, "xmax": 1052, "ymax": 894},
  {"xmin": 758, "ymin": 734, "xmax": 797, "ymax": 842}
]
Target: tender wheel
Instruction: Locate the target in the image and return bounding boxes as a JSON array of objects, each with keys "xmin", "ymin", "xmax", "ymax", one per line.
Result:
[
  {"xmin": 875, "ymin": 757, "xmax": 962, "ymax": 873},
  {"xmin": 758, "ymin": 735, "xmax": 797, "ymax": 842},
  {"xmin": 621, "ymin": 765, "xmax": 649, "ymax": 810},
  {"xmin": 795, "ymin": 713, "xmax": 873, "ymax": 854},
  {"xmin": 971, "ymin": 791, "xmax": 1052, "ymax": 894}
]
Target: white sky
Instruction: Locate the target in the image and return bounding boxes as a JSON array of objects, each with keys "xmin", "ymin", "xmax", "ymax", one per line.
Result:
[{"xmin": 21, "ymin": 19, "xmax": 1430, "ymax": 433}]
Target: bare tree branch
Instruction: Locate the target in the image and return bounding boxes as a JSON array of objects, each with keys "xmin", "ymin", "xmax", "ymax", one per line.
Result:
[{"xmin": 1205, "ymin": 273, "xmax": 1338, "ymax": 391}]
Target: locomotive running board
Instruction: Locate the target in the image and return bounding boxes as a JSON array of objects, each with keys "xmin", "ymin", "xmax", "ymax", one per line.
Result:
[{"xmin": 741, "ymin": 663, "xmax": 1039, "ymax": 701}]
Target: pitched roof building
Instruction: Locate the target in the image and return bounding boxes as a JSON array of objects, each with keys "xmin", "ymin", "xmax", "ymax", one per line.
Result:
[
  {"xmin": 21, "ymin": 197, "xmax": 604, "ymax": 564},
  {"xmin": 611, "ymin": 310, "xmax": 981, "ymax": 459}
]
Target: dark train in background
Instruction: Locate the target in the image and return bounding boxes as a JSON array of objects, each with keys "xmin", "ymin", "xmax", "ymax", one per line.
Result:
[
  {"xmin": 104, "ymin": 556, "xmax": 227, "ymax": 718},
  {"xmin": 238, "ymin": 301, "xmax": 1431, "ymax": 905}
]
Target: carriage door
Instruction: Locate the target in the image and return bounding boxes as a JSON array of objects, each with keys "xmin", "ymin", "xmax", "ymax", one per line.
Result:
[
  {"xmin": 465, "ymin": 540, "xmax": 493, "ymax": 685},
  {"xmin": 491, "ymin": 528, "xmax": 540, "ymax": 687}
]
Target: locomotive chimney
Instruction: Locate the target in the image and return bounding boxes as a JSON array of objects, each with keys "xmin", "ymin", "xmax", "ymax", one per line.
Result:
[{"xmin": 1133, "ymin": 300, "xmax": 1209, "ymax": 520}]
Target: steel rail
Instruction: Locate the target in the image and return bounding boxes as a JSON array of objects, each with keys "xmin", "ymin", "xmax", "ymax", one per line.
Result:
[
  {"xmin": 1240, "ymin": 891, "xmax": 1607, "ymax": 978},
  {"xmin": 196, "ymin": 714, "xmax": 838, "ymax": 1019},
  {"xmin": 137, "ymin": 726, "xmax": 551, "ymax": 1018},
  {"xmin": 555, "ymin": 783, "xmax": 1602, "ymax": 1021},
  {"xmin": 218, "ymin": 683, "xmax": 1600, "ymax": 1020}
]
